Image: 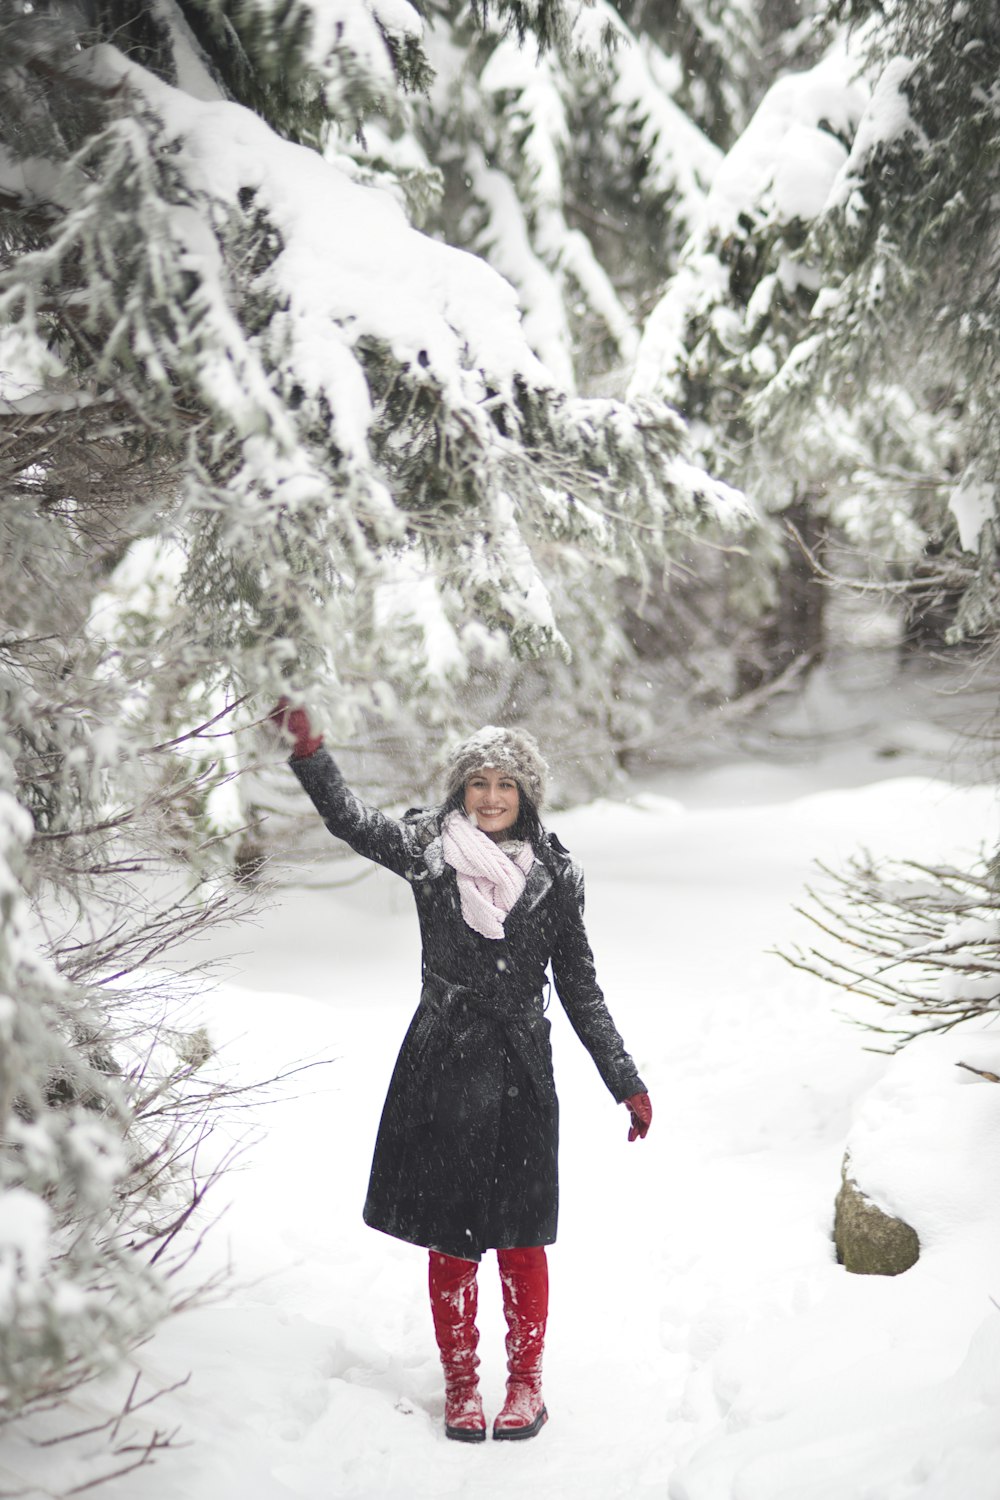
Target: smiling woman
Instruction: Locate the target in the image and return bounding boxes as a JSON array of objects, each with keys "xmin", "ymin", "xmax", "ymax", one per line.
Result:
[
  {"xmin": 270, "ymin": 702, "xmax": 651, "ymax": 1445},
  {"xmin": 464, "ymin": 769, "xmax": 520, "ymax": 835}
]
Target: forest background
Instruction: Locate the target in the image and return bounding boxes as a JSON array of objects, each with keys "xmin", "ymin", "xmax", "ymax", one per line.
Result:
[{"xmin": 1, "ymin": 0, "xmax": 999, "ymax": 1482}]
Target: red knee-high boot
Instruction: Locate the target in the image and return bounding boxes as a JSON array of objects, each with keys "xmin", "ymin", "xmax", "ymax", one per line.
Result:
[
  {"xmin": 494, "ymin": 1246, "xmax": 549, "ymax": 1440},
  {"xmin": 428, "ymin": 1251, "xmax": 486, "ymax": 1442}
]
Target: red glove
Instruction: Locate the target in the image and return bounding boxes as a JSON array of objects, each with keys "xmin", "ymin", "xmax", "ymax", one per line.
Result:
[
  {"xmin": 624, "ymin": 1092, "xmax": 652, "ymax": 1142},
  {"xmin": 269, "ymin": 697, "xmax": 323, "ymax": 760}
]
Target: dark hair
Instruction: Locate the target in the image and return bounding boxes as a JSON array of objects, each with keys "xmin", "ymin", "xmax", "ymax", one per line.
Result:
[{"xmin": 441, "ymin": 786, "xmax": 545, "ymax": 854}]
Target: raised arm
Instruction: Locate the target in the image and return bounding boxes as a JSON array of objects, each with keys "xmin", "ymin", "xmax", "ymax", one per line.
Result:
[{"xmin": 272, "ymin": 702, "xmax": 422, "ymax": 878}]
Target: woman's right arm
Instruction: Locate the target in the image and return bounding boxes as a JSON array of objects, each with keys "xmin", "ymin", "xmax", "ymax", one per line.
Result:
[{"xmin": 291, "ymin": 747, "xmax": 422, "ymax": 878}]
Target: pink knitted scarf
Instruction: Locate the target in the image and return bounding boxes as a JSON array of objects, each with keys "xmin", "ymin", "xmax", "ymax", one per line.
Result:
[{"xmin": 441, "ymin": 810, "xmax": 535, "ymax": 940}]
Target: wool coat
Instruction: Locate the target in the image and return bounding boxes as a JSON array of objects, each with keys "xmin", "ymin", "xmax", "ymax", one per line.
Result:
[{"xmin": 293, "ymin": 747, "xmax": 646, "ymax": 1261}]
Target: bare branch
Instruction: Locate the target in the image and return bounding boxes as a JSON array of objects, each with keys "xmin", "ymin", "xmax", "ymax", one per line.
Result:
[{"xmin": 778, "ymin": 849, "xmax": 1000, "ymax": 1047}]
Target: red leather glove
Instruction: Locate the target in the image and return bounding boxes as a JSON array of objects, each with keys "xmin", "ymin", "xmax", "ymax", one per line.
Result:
[
  {"xmin": 624, "ymin": 1091, "xmax": 652, "ymax": 1142},
  {"xmin": 269, "ymin": 696, "xmax": 323, "ymax": 759}
]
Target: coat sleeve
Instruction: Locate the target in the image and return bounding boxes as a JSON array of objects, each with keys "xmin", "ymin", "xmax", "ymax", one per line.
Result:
[
  {"xmin": 290, "ymin": 747, "xmax": 423, "ymax": 879},
  {"xmin": 549, "ymin": 861, "xmax": 646, "ymax": 1103}
]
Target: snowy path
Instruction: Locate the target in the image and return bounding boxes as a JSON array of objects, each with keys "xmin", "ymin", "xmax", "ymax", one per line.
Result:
[{"xmin": 12, "ymin": 757, "xmax": 1000, "ymax": 1499}]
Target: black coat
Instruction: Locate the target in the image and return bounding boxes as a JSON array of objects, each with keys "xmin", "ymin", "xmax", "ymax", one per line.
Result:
[{"xmin": 293, "ymin": 748, "xmax": 645, "ymax": 1261}]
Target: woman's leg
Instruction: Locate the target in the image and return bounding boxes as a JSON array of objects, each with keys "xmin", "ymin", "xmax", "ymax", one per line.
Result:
[
  {"xmin": 494, "ymin": 1245, "xmax": 549, "ymax": 1440},
  {"xmin": 428, "ymin": 1250, "xmax": 486, "ymax": 1442}
]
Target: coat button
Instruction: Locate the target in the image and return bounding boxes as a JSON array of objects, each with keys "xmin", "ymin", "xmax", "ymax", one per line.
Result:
[{"xmin": 507, "ymin": 1085, "xmax": 519, "ymax": 1098}]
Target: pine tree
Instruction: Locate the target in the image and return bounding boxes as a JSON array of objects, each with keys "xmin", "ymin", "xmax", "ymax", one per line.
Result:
[
  {"xmin": 384, "ymin": 1, "xmax": 728, "ymax": 396},
  {"xmin": 762, "ymin": 2, "xmax": 1000, "ymax": 1056},
  {"xmin": 758, "ymin": 0, "xmax": 1000, "ymax": 645},
  {"xmin": 626, "ymin": 39, "xmax": 866, "ymax": 688},
  {"xmin": 365, "ymin": 2, "xmax": 846, "ymax": 715},
  {"xmin": 5, "ymin": 0, "xmax": 740, "ymax": 713},
  {"xmin": 627, "ymin": 25, "xmax": 968, "ymax": 691},
  {"xmin": 0, "ymin": 0, "xmax": 745, "ymax": 1427},
  {"xmin": 320, "ymin": 0, "xmax": 780, "ymax": 766}
]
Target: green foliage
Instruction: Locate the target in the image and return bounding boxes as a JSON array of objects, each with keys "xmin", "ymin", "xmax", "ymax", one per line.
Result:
[
  {"xmin": 173, "ymin": 0, "xmax": 432, "ymax": 139},
  {"xmin": 469, "ymin": 0, "xmax": 581, "ymax": 51},
  {"xmin": 758, "ymin": 0, "xmax": 1000, "ymax": 642},
  {"xmin": 612, "ymin": 0, "xmax": 762, "ymax": 146}
]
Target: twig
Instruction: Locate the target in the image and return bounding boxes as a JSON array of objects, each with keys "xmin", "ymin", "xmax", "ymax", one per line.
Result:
[
  {"xmin": 956, "ymin": 1061, "xmax": 1000, "ymax": 1083},
  {"xmin": 28, "ymin": 1374, "xmax": 191, "ymax": 1448},
  {"xmin": 139, "ymin": 697, "xmax": 249, "ymax": 755}
]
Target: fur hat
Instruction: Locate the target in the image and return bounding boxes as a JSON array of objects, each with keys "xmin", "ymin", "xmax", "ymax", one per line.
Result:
[{"xmin": 443, "ymin": 725, "xmax": 548, "ymax": 809}]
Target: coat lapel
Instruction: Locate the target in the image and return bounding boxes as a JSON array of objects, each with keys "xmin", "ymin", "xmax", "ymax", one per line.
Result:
[{"xmin": 507, "ymin": 857, "xmax": 552, "ymax": 922}]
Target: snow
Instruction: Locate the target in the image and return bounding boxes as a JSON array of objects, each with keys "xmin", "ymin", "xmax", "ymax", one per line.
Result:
[
  {"xmin": 467, "ymin": 149, "xmax": 577, "ymax": 390},
  {"xmin": 601, "ymin": 7, "xmax": 722, "ymax": 213},
  {"xmin": 150, "ymin": 0, "xmax": 224, "ymax": 103},
  {"xmin": 629, "ymin": 44, "xmax": 869, "ymax": 410},
  {"xmin": 0, "ymin": 1190, "xmax": 51, "ymax": 1316},
  {"xmin": 828, "ymin": 56, "xmax": 926, "ymax": 213},
  {"xmin": 78, "ymin": 44, "xmax": 554, "ymax": 470},
  {"xmin": 480, "ymin": 43, "xmax": 567, "ymax": 208},
  {"xmin": 4, "ymin": 666, "xmax": 999, "ymax": 1497},
  {"xmin": 478, "ymin": 34, "xmax": 642, "ymax": 368},
  {"xmin": 628, "ymin": 253, "xmax": 729, "ymax": 404},
  {"xmin": 300, "ymin": 0, "xmax": 397, "ymax": 92},
  {"xmin": 701, "ymin": 49, "xmax": 868, "ymax": 239},
  {"xmin": 368, "ymin": 0, "xmax": 423, "ymax": 41},
  {"xmin": 0, "ymin": 789, "xmax": 33, "ymax": 856},
  {"xmin": 949, "ymin": 472, "xmax": 996, "ymax": 552},
  {"xmin": 372, "ymin": 555, "xmax": 467, "ymax": 685},
  {"xmin": 845, "ymin": 1034, "xmax": 1000, "ymax": 1262}
]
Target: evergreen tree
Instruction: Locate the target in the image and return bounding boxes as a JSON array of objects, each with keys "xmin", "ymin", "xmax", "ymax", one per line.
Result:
[
  {"xmin": 384, "ymin": 0, "xmax": 724, "ymax": 397},
  {"xmin": 627, "ymin": 29, "xmax": 964, "ymax": 691},
  {"xmin": 3, "ymin": 0, "xmax": 737, "ymax": 720},
  {"xmin": 761, "ymin": 0, "xmax": 1000, "ymax": 1060},
  {"xmin": 628, "ymin": 40, "xmax": 867, "ymax": 688},
  {"xmin": 759, "ymin": 0, "xmax": 1000, "ymax": 644},
  {"xmin": 0, "ymin": 0, "xmax": 743, "ymax": 1424}
]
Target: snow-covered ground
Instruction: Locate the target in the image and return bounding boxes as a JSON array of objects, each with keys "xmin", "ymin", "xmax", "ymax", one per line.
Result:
[{"xmin": 5, "ymin": 665, "xmax": 1000, "ymax": 1500}]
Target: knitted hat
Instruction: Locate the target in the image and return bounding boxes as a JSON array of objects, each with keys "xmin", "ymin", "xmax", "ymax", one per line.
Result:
[{"xmin": 443, "ymin": 725, "xmax": 548, "ymax": 809}]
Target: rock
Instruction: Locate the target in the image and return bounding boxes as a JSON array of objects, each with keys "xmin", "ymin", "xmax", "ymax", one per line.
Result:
[{"xmin": 834, "ymin": 1161, "xmax": 920, "ymax": 1276}]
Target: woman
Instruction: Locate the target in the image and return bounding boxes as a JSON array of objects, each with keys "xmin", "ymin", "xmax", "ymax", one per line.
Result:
[{"xmin": 273, "ymin": 704, "xmax": 652, "ymax": 1443}]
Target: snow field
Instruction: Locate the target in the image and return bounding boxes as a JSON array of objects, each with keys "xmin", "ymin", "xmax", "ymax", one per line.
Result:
[{"xmin": 6, "ymin": 764, "xmax": 999, "ymax": 1499}]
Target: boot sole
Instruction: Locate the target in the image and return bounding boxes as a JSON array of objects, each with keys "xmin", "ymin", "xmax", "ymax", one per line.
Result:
[
  {"xmin": 445, "ymin": 1424, "xmax": 487, "ymax": 1443},
  {"xmin": 493, "ymin": 1405, "xmax": 548, "ymax": 1441}
]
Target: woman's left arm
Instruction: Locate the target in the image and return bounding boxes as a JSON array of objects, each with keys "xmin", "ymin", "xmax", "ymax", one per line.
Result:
[{"xmin": 550, "ymin": 862, "xmax": 647, "ymax": 1106}]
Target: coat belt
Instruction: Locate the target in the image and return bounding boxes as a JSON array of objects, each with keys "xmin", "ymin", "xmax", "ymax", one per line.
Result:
[{"xmin": 415, "ymin": 970, "xmax": 555, "ymax": 1109}]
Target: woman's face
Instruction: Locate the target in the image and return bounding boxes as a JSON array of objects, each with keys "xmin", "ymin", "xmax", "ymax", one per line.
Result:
[{"xmin": 464, "ymin": 767, "xmax": 520, "ymax": 837}]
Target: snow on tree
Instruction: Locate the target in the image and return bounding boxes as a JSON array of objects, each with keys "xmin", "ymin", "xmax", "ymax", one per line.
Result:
[
  {"xmin": 781, "ymin": 851, "xmax": 1000, "ymax": 1050},
  {"xmin": 308, "ymin": 2, "xmax": 852, "ymax": 767},
  {"xmin": 758, "ymin": 0, "xmax": 1000, "ymax": 645},
  {"xmin": 761, "ymin": 0, "xmax": 1000, "ymax": 1061},
  {"xmin": 318, "ymin": 1, "xmax": 805, "ymax": 777},
  {"xmin": 343, "ymin": 0, "xmax": 837, "ymax": 404},
  {"xmin": 626, "ymin": 42, "xmax": 867, "ymax": 689},
  {"xmin": 379, "ymin": 1, "xmax": 724, "ymax": 397},
  {"xmin": 0, "ymin": 780, "xmax": 166, "ymax": 1413},
  {"xmin": 626, "ymin": 30, "xmax": 967, "ymax": 691},
  {"xmin": 612, "ymin": 0, "xmax": 761, "ymax": 149},
  {"xmin": 3, "ymin": 2, "xmax": 741, "ymax": 725},
  {"xmin": 0, "ymin": 0, "xmax": 747, "ymax": 1423}
]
